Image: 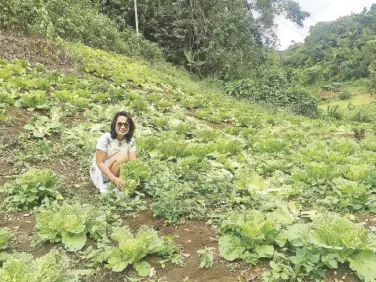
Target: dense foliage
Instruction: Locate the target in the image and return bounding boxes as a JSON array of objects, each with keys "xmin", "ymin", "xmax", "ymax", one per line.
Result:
[
  {"xmin": 0, "ymin": 0, "xmax": 310, "ymax": 80},
  {"xmin": 0, "ymin": 0, "xmax": 162, "ymax": 61},
  {"xmin": 97, "ymin": 0, "xmax": 309, "ymax": 79},
  {"xmin": 283, "ymin": 5, "xmax": 376, "ymax": 86},
  {"xmin": 224, "ymin": 63, "xmax": 319, "ymax": 117},
  {"xmin": 0, "ymin": 0, "xmax": 321, "ymax": 116}
]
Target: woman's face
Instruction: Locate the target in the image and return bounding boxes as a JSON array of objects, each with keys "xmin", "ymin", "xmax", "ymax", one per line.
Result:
[{"xmin": 115, "ymin": 115, "xmax": 130, "ymax": 138}]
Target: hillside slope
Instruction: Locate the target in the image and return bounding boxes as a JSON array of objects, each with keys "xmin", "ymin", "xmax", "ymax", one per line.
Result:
[{"xmin": 1, "ymin": 32, "xmax": 376, "ymax": 282}]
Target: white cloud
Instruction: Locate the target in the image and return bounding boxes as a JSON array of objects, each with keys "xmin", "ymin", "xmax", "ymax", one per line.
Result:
[{"xmin": 276, "ymin": 0, "xmax": 375, "ymax": 50}]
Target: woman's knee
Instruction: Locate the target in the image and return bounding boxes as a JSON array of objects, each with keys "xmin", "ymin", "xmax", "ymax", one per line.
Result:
[{"xmin": 114, "ymin": 152, "xmax": 129, "ymax": 165}]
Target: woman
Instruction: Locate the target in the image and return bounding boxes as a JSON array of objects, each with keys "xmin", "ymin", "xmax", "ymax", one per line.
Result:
[{"xmin": 90, "ymin": 111, "xmax": 136, "ymax": 193}]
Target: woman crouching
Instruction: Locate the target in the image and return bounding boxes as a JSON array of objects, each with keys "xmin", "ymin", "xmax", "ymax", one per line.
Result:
[{"xmin": 90, "ymin": 111, "xmax": 136, "ymax": 193}]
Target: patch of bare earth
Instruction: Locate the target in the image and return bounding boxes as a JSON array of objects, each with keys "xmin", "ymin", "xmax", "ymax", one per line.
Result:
[
  {"xmin": 326, "ymin": 265, "xmax": 361, "ymax": 282},
  {"xmin": 0, "ymin": 211, "xmax": 53, "ymax": 258},
  {"xmin": 356, "ymin": 214, "xmax": 376, "ymax": 230},
  {"xmin": 0, "ymin": 108, "xmax": 33, "ymax": 184},
  {"xmin": 0, "ymin": 30, "xmax": 79, "ymax": 73}
]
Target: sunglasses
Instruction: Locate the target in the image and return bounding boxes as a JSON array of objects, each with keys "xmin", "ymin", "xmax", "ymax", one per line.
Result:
[{"xmin": 116, "ymin": 122, "xmax": 130, "ymax": 128}]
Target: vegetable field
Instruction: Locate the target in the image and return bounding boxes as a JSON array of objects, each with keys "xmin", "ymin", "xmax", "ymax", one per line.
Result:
[{"xmin": 1, "ymin": 33, "xmax": 376, "ymax": 282}]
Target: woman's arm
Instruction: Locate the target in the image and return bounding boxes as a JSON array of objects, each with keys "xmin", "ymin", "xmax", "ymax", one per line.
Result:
[
  {"xmin": 96, "ymin": 150, "xmax": 124, "ymax": 188},
  {"xmin": 128, "ymin": 151, "xmax": 136, "ymax": 160},
  {"xmin": 128, "ymin": 138, "xmax": 137, "ymax": 160}
]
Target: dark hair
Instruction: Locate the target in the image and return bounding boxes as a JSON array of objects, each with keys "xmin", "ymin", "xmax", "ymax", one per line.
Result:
[{"xmin": 110, "ymin": 111, "xmax": 135, "ymax": 142}]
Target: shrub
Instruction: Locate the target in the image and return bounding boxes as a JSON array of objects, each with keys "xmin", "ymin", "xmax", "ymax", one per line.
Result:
[
  {"xmin": 284, "ymin": 87, "xmax": 319, "ymax": 118},
  {"xmin": 326, "ymin": 105, "xmax": 343, "ymax": 120},
  {"xmin": 338, "ymin": 90, "xmax": 352, "ymax": 100},
  {"xmin": 225, "ymin": 78, "xmax": 318, "ymax": 118},
  {"xmin": 0, "ymin": 0, "xmax": 163, "ymax": 62},
  {"xmin": 351, "ymin": 109, "xmax": 373, "ymax": 123},
  {"xmin": 224, "ymin": 79, "xmax": 255, "ymax": 99}
]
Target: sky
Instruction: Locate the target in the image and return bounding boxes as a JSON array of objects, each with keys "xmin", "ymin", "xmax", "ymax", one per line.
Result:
[{"xmin": 276, "ymin": 0, "xmax": 376, "ymax": 50}]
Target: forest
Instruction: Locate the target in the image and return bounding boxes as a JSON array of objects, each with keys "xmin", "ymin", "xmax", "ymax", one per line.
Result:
[{"xmin": 282, "ymin": 4, "xmax": 376, "ymax": 90}]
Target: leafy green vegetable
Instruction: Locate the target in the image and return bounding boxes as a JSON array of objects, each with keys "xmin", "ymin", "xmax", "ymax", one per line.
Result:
[
  {"xmin": 24, "ymin": 107, "xmax": 63, "ymax": 138},
  {"xmin": 219, "ymin": 209, "xmax": 291, "ymax": 263},
  {"xmin": 133, "ymin": 261, "xmax": 151, "ymax": 277},
  {"xmin": 15, "ymin": 90, "xmax": 48, "ymax": 109},
  {"xmin": 119, "ymin": 160, "xmax": 151, "ymax": 195},
  {"xmin": 35, "ymin": 202, "xmax": 110, "ymax": 251},
  {"xmin": 262, "ymin": 259, "xmax": 296, "ymax": 282},
  {"xmin": 220, "ymin": 210, "xmax": 282, "ymax": 249},
  {"xmin": 106, "ymin": 226, "xmax": 179, "ymax": 275},
  {"xmin": 197, "ymin": 247, "xmax": 215, "ymax": 268},
  {"xmin": 349, "ymin": 251, "xmax": 376, "ymax": 282},
  {"xmin": 0, "ymin": 250, "xmax": 87, "ymax": 282},
  {"xmin": 0, "ymin": 169, "xmax": 60, "ymax": 211},
  {"xmin": 218, "ymin": 235, "xmax": 246, "ymax": 261},
  {"xmin": 307, "ymin": 214, "xmax": 374, "ymax": 262},
  {"xmin": 255, "ymin": 245, "xmax": 274, "ymax": 258}
]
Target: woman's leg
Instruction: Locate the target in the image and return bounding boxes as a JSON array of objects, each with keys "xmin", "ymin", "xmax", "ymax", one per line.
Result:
[
  {"xmin": 90, "ymin": 163, "xmax": 110, "ymax": 193},
  {"xmin": 107, "ymin": 152, "xmax": 129, "ymax": 177}
]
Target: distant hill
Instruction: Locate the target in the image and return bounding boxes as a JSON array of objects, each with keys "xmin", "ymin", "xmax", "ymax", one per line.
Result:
[{"xmin": 282, "ymin": 4, "xmax": 376, "ymax": 86}]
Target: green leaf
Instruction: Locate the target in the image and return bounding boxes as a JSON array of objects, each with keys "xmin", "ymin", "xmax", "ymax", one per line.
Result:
[
  {"xmin": 219, "ymin": 235, "xmax": 246, "ymax": 261},
  {"xmin": 275, "ymin": 224, "xmax": 307, "ymax": 247},
  {"xmin": 61, "ymin": 232, "xmax": 87, "ymax": 251},
  {"xmin": 255, "ymin": 245, "xmax": 274, "ymax": 258},
  {"xmin": 23, "ymin": 124, "xmax": 35, "ymax": 131},
  {"xmin": 0, "ymin": 228, "xmax": 11, "ymax": 250},
  {"xmin": 111, "ymin": 260, "xmax": 129, "ymax": 272},
  {"xmin": 134, "ymin": 261, "xmax": 151, "ymax": 277},
  {"xmin": 0, "ymin": 252, "xmax": 11, "ymax": 262},
  {"xmin": 107, "ymin": 249, "xmax": 129, "ymax": 272},
  {"xmin": 349, "ymin": 251, "xmax": 376, "ymax": 282}
]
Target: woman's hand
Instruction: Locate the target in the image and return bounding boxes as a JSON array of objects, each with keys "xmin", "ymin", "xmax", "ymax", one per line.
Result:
[{"xmin": 111, "ymin": 177, "xmax": 125, "ymax": 190}]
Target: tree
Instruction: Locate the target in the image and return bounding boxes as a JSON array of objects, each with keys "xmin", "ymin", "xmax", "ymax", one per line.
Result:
[
  {"xmin": 282, "ymin": 8, "xmax": 376, "ymax": 85},
  {"xmin": 97, "ymin": 0, "xmax": 309, "ymax": 79}
]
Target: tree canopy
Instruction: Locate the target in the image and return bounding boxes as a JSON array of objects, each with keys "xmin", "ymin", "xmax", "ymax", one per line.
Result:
[
  {"xmin": 282, "ymin": 5, "xmax": 376, "ymax": 85},
  {"xmin": 97, "ymin": 0, "xmax": 309, "ymax": 79}
]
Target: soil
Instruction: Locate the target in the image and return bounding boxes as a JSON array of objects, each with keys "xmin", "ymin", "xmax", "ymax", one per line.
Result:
[
  {"xmin": 0, "ymin": 30, "xmax": 79, "ymax": 73},
  {"xmin": 356, "ymin": 214, "xmax": 376, "ymax": 230},
  {"xmin": 326, "ymin": 265, "xmax": 361, "ymax": 282}
]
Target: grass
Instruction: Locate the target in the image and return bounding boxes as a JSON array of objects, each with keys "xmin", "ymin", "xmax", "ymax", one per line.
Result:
[{"xmin": 319, "ymin": 93, "xmax": 375, "ymax": 109}]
